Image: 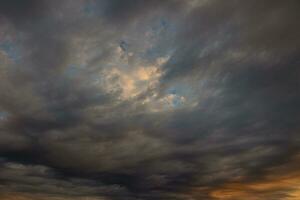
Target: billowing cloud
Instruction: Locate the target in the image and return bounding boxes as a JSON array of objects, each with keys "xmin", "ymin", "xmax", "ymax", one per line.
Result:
[{"xmin": 0, "ymin": 0, "xmax": 299, "ymax": 199}]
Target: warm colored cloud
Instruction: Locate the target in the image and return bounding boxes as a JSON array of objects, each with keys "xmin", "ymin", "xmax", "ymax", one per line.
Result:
[{"xmin": 209, "ymin": 170, "xmax": 300, "ymax": 200}]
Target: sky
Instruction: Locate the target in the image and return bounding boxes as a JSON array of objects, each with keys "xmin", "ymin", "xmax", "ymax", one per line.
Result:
[{"xmin": 0, "ymin": 0, "xmax": 299, "ymax": 199}]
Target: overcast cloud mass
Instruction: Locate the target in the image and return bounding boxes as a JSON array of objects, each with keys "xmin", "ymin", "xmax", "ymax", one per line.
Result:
[{"xmin": 0, "ymin": 0, "xmax": 300, "ymax": 199}]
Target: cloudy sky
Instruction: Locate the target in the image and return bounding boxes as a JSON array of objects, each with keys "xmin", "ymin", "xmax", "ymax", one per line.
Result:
[{"xmin": 0, "ymin": 0, "xmax": 299, "ymax": 199}]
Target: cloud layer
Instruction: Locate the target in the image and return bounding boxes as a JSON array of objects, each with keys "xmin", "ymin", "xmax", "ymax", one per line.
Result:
[{"xmin": 0, "ymin": 0, "xmax": 299, "ymax": 199}]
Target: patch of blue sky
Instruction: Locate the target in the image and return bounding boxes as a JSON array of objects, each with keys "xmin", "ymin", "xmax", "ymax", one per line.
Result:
[
  {"xmin": 82, "ymin": 0, "xmax": 110, "ymax": 18},
  {"xmin": 171, "ymin": 84, "xmax": 193, "ymax": 96},
  {"xmin": 0, "ymin": 111, "xmax": 9, "ymax": 120},
  {"xmin": 119, "ymin": 40, "xmax": 129, "ymax": 52},
  {"xmin": 150, "ymin": 18, "xmax": 168, "ymax": 33},
  {"xmin": 155, "ymin": 18, "xmax": 177, "ymax": 37},
  {"xmin": 172, "ymin": 95, "xmax": 184, "ymax": 107},
  {"xmin": 142, "ymin": 18, "xmax": 177, "ymax": 62},
  {"xmin": 84, "ymin": 5, "xmax": 93, "ymax": 15},
  {"xmin": 64, "ymin": 64, "xmax": 85, "ymax": 77},
  {"xmin": 166, "ymin": 83, "xmax": 196, "ymax": 104},
  {"xmin": 82, "ymin": 1, "xmax": 97, "ymax": 17},
  {"xmin": 0, "ymin": 41, "xmax": 21, "ymax": 62},
  {"xmin": 64, "ymin": 64, "xmax": 102, "ymax": 86}
]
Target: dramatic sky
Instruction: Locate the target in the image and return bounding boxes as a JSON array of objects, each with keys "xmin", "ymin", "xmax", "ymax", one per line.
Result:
[{"xmin": 0, "ymin": 0, "xmax": 299, "ymax": 199}]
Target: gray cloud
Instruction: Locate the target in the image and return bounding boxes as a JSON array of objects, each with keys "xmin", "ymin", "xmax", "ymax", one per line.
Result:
[{"xmin": 0, "ymin": 0, "xmax": 299, "ymax": 199}]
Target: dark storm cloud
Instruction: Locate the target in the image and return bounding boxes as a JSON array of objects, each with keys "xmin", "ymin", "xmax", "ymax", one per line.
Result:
[
  {"xmin": 0, "ymin": 0, "xmax": 299, "ymax": 200},
  {"xmin": 0, "ymin": 0, "xmax": 45, "ymax": 25},
  {"xmin": 96, "ymin": 0, "xmax": 184, "ymax": 25},
  {"xmin": 160, "ymin": 0, "xmax": 300, "ymax": 82}
]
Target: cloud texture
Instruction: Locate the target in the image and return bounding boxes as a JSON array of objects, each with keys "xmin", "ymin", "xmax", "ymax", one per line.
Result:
[{"xmin": 0, "ymin": 0, "xmax": 299, "ymax": 199}]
